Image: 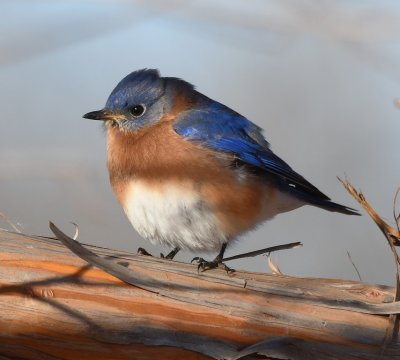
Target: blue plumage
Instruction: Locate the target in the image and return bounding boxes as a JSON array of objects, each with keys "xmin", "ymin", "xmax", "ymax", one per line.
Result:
[
  {"xmin": 85, "ymin": 68, "xmax": 358, "ymax": 216},
  {"xmin": 174, "ymin": 96, "xmax": 357, "ymax": 215},
  {"xmin": 83, "ymin": 68, "xmax": 359, "ymax": 268}
]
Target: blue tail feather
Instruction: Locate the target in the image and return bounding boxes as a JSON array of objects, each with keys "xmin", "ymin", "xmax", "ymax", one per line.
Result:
[{"xmin": 286, "ymin": 186, "xmax": 359, "ymax": 215}]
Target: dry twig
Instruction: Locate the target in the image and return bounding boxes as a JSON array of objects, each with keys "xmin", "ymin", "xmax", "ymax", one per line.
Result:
[{"xmin": 339, "ymin": 177, "xmax": 400, "ymax": 353}]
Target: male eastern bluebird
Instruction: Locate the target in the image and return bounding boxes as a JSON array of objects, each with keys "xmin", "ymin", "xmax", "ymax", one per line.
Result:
[{"xmin": 83, "ymin": 69, "xmax": 358, "ymax": 271}]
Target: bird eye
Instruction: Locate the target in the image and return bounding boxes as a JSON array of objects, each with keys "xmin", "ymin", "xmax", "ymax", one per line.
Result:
[{"xmin": 129, "ymin": 104, "xmax": 146, "ymax": 117}]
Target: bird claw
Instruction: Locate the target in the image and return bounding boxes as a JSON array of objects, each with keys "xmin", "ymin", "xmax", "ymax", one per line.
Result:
[
  {"xmin": 137, "ymin": 247, "xmax": 153, "ymax": 256},
  {"xmin": 191, "ymin": 256, "xmax": 201, "ymax": 264},
  {"xmin": 160, "ymin": 252, "xmax": 175, "ymax": 260},
  {"xmin": 191, "ymin": 257, "xmax": 235, "ymax": 274},
  {"xmin": 138, "ymin": 247, "xmax": 179, "ymax": 260}
]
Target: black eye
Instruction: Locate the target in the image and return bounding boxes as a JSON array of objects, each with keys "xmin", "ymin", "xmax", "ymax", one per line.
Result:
[{"xmin": 129, "ymin": 104, "xmax": 145, "ymax": 117}]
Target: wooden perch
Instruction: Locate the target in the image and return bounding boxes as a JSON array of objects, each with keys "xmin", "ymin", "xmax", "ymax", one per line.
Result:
[{"xmin": 0, "ymin": 228, "xmax": 399, "ymax": 359}]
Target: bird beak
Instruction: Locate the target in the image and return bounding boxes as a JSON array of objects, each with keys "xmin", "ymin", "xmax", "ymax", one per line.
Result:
[{"xmin": 82, "ymin": 109, "xmax": 116, "ymax": 121}]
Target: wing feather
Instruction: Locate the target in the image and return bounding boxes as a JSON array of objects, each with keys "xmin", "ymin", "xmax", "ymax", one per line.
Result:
[{"xmin": 173, "ymin": 103, "xmax": 329, "ymax": 200}]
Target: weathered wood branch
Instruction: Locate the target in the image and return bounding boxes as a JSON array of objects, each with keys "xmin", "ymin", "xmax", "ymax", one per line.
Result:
[{"xmin": 0, "ymin": 228, "xmax": 399, "ymax": 359}]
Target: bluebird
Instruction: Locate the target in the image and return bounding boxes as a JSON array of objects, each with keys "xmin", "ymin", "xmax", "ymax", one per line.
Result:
[{"xmin": 83, "ymin": 69, "xmax": 358, "ymax": 271}]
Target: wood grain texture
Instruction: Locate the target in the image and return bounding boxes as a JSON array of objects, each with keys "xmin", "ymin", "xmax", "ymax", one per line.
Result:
[{"xmin": 0, "ymin": 228, "xmax": 399, "ymax": 359}]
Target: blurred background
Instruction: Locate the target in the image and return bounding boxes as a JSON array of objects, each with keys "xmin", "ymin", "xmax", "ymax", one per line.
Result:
[{"xmin": 1, "ymin": 0, "xmax": 399, "ymax": 285}]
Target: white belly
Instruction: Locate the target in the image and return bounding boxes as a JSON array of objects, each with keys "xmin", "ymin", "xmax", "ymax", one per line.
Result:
[{"xmin": 122, "ymin": 180, "xmax": 227, "ymax": 252}]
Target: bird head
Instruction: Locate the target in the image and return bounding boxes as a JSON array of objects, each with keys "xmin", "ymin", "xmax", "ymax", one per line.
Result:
[{"xmin": 83, "ymin": 69, "xmax": 170, "ymax": 132}]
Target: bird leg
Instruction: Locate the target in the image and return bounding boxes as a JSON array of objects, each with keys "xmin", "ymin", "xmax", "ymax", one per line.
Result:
[
  {"xmin": 137, "ymin": 247, "xmax": 180, "ymax": 260},
  {"xmin": 161, "ymin": 247, "xmax": 180, "ymax": 260},
  {"xmin": 191, "ymin": 243, "xmax": 234, "ymax": 273}
]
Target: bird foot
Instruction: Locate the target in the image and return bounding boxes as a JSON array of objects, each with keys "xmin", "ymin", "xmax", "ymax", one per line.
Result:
[
  {"xmin": 160, "ymin": 252, "xmax": 176, "ymax": 260},
  {"xmin": 137, "ymin": 247, "xmax": 153, "ymax": 257},
  {"xmin": 191, "ymin": 257, "xmax": 235, "ymax": 274},
  {"xmin": 137, "ymin": 247, "xmax": 179, "ymax": 260}
]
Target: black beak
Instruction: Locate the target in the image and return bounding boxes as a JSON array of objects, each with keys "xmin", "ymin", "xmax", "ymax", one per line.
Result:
[{"xmin": 82, "ymin": 109, "xmax": 115, "ymax": 121}]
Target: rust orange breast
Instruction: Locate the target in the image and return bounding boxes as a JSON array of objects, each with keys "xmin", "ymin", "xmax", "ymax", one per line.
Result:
[{"xmin": 106, "ymin": 121, "xmax": 268, "ymax": 239}]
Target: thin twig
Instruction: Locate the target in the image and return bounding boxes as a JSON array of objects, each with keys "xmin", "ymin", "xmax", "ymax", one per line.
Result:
[
  {"xmin": 394, "ymin": 187, "xmax": 400, "ymax": 232},
  {"xmin": 346, "ymin": 251, "xmax": 362, "ymax": 281},
  {"xmin": 49, "ymin": 222, "xmax": 159, "ymax": 295},
  {"xmin": 70, "ymin": 222, "xmax": 79, "ymax": 240},
  {"xmin": 223, "ymin": 242, "xmax": 302, "ymax": 262},
  {"xmin": 0, "ymin": 212, "xmax": 21, "ymax": 233},
  {"xmin": 267, "ymin": 255, "xmax": 283, "ymax": 275}
]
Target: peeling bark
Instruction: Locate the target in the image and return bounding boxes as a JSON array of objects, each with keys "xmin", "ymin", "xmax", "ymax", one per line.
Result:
[{"xmin": 0, "ymin": 229, "xmax": 399, "ymax": 359}]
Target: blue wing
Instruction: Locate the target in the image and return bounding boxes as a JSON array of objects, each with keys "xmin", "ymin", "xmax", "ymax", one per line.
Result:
[
  {"xmin": 174, "ymin": 100, "xmax": 358, "ymax": 215},
  {"xmin": 174, "ymin": 101, "xmax": 329, "ymax": 200}
]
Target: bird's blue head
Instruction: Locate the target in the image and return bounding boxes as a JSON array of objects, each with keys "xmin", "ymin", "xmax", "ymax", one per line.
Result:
[{"xmin": 83, "ymin": 69, "xmax": 173, "ymax": 131}]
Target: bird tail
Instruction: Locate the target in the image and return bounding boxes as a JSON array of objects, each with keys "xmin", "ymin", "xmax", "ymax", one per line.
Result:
[
  {"xmin": 286, "ymin": 187, "xmax": 360, "ymax": 215},
  {"xmin": 308, "ymin": 199, "xmax": 360, "ymax": 215}
]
